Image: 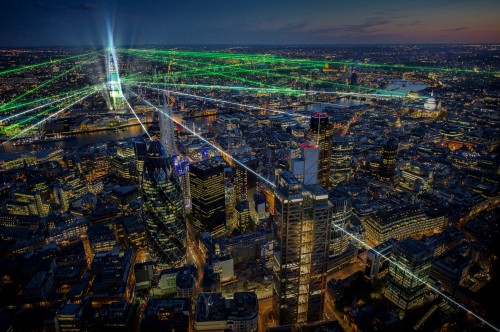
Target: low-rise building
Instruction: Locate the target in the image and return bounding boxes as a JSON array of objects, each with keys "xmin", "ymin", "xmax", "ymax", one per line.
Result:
[{"xmin": 194, "ymin": 292, "xmax": 258, "ymax": 332}]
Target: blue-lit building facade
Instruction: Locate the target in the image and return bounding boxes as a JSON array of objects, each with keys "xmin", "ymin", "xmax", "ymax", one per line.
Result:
[{"xmin": 141, "ymin": 140, "xmax": 186, "ymax": 269}]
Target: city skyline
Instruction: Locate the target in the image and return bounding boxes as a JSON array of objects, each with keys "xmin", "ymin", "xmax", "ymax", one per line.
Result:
[
  {"xmin": 0, "ymin": 0, "xmax": 499, "ymax": 47},
  {"xmin": 0, "ymin": 3, "xmax": 499, "ymax": 331}
]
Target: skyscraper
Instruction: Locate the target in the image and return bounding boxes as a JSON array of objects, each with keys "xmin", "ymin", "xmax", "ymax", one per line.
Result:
[
  {"xmin": 384, "ymin": 238, "xmax": 432, "ymax": 312},
  {"xmin": 379, "ymin": 138, "xmax": 398, "ymax": 180},
  {"xmin": 273, "ymin": 171, "xmax": 331, "ymax": 324},
  {"xmin": 106, "ymin": 47, "xmax": 125, "ymax": 112},
  {"xmin": 290, "ymin": 143, "xmax": 319, "ymax": 185},
  {"xmin": 141, "ymin": 139, "xmax": 186, "ymax": 269},
  {"xmin": 159, "ymin": 103, "xmax": 176, "ymax": 157},
  {"xmin": 350, "ymin": 72, "xmax": 358, "ymax": 86},
  {"xmin": 173, "ymin": 156, "xmax": 191, "ymax": 213},
  {"xmin": 190, "ymin": 159, "xmax": 226, "ymax": 237},
  {"xmin": 133, "ymin": 140, "xmax": 147, "ymax": 175},
  {"xmin": 328, "ymin": 189, "xmax": 352, "ymax": 258},
  {"xmin": 234, "ymin": 166, "xmax": 248, "ymax": 202},
  {"xmin": 330, "ymin": 136, "xmax": 354, "ymax": 186},
  {"xmin": 305, "ymin": 113, "xmax": 333, "ymax": 189}
]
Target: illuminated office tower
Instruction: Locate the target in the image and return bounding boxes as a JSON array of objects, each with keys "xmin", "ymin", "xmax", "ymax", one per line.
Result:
[
  {"xmin": 234, "ymin": 155, "xmax": 257, "ymax": 202},
  {"xmin": 273, "ymin": 171, "xmax": 331, "ymax": 324},
  {"xmin": 234, "ymin": 166, "xmax": 248, "ymax": 202},
  {"xmin": 190, "ymin": 160, "xmax": 226, "ymax": 237},
  {"xmin": 379, "ymin": 138, "xmax": 398, "ymax": 180},
  {"xmin": 330, "ymin": 136, "xmax": 354, "ymax": 186},
  {"xmin": 290, "ymin": 143, "xmax": 319, "ymax": 185},
  {"xmin": 328, "ymin": 189, "xmax": 351, "ymax": 258},
  {"xmin": 384, "ymin": 238, "xmax": 432, "ymax": 312},
  {"xmin": 305, "ymin": 113, "xmax": 333, "ymax": 189},
  {"xmin": 173, "ymin": 156, "xmax": 191, "ymax": 213},
  {"xmin": 134, "ymin": 140, "xmax": 148, "ymax": 175},
  {"xmin": 141, "ymin": 140, "xmax": 186, "ymax": 269},
  {"xmin": 159, "ymin": 101, "xmax": 176, "ymax": 157}
]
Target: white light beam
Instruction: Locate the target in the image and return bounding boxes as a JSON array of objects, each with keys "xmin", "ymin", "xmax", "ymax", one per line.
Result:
[
  {"xmin": 2, "ymin": 90, "xmax": 96, "ymax": 146},
  {"xmin": 133, "ymin": 92, "xmax": 275, "ymax": 187}
]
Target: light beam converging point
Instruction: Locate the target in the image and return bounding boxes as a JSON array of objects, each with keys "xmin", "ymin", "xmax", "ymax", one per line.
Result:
[
  {"xmin": 133, "ymin": 92, "xmax": 275, "ymax": 187},
  {"xmin": 106, "ymin": 26, "xmax": 151, "ymax": 140}
]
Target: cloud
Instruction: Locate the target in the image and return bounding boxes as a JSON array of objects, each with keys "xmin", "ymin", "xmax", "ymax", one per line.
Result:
[
  {"xmin": 437, "ymin": 27, "xmax": 469, "ymax": 32},
  {"xmin": 396, "ymin": 20, "xmax": 421, "ymax": 27},
  {"xmin": 307, "ymin": 17, "xmax": 392, "ymax": 36}
]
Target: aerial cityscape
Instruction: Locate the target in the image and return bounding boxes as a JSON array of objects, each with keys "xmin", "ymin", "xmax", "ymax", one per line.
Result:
[{"xmin": 0, "ymin": 1, "xmax": 499, "ymax": 331}]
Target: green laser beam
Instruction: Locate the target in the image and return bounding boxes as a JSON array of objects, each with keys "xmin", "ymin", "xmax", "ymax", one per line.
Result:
[
  {"xmin": 2, "ymin": 90, "xmax": 96, "ymax": 144},
  {"xmin": 126, "ymin": 48, "xmax": 500, "ymax": 76},
  {"xmin": 0, "ymin": 86, "xmax": 98, "ymax": 125},
  {"xmin": 0, "ymin": 84, "xmax": 103, "ymax": 113},
  {"xmin": 122, "ymin": 51, "xmax": 310, "ymax": 95},
  {"xmin": 0, "ymin": 55, "xmax": 98, "ymax": 112},
  {"xmin": 0, "ymin": 90, "xmax": 88, "ymax": 136},
  {"xmin": 0, "ymin": 51, "xmax": 97, "ymax": 76},
  {"xmin": 124, "ymin": 50, "xmax": 406, "ymax": 97}
]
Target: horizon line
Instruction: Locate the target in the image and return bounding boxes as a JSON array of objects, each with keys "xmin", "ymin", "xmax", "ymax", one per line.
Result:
[{"xmin": 1, "ymin": 42, "xmax": 499, "ymax": 49}]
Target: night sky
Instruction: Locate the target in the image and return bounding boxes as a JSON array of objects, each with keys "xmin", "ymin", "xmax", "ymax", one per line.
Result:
[{"xmin": 0, "ymin": 0, "xmax": 499, "ymax": 47}]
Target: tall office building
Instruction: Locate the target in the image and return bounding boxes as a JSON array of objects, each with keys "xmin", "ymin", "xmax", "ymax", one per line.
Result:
[
  {"xmin": 350, "ymin": 72, "xmax": 358, "ymax": 86},
  {"xmin": 133, "ymin": 140, "xmax": 148, "ymax": 175},
  {"xmin": 159, "ymin": 102, "xmax": 176, "ymax": 157},
  {"xmin": 190, "ymin": 160, "xmax": 226, "ymax": 237},
  {"xmin": 305, "ymin": 113, "xmax": 333, "ymax": 189},
  {"xmin": 384, "ymin": 238, "xmax": 432, "ymax": 312},
  {"xmin": 290, "ymin": 143, "xmax": 319, "ymax": 185},
  {"xmin": 173, "ymin": 156, "xmax": 191, "ymax": 213},
  {"xmin": 379, "ymin": 138, "xmax": 398, "ymax": 180},
  {"xmin": 328, "ymin": 189, "xmax": 352, "ymax": 258},
  {"xmin": 141, "ymin": 140, "xmax": 186, "ymax": 269},
  {"xmin": 273, "ymin": 171, "xmax": 331, "ymax": 325},
  {"xmin": 234, "ymin": 166, "xmax": 248, "ymax": 202},
  {"xmin": 330, "ymin": 136, "xmax": 354, "ymax": 186}
]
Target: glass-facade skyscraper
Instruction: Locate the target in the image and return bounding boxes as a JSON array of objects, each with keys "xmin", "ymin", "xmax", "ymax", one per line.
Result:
[
  {"xmin": 380, "ymin": 138, "xmax": 398, "ymax": 180},
  {"xmin": 330, "ymin": 136, "xmax": 354, "ymax": 186},
  {"xmin": 384, "ymin": 237, "xmax": 432, "ymax": 312},
  {"xmin": 306, "ymin": 113, "xmax": 333, "ymax": 189},
  {"xmin": 328, "ymin": 189, "xmax": 352, "ymax": 258},
  {"xmin": 190, "ymin": 159, "xmax": 226, "ymax": 237},
  {"xmin": 141, "ymin": 139, "xmax": 186, "ymax": 269}
]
